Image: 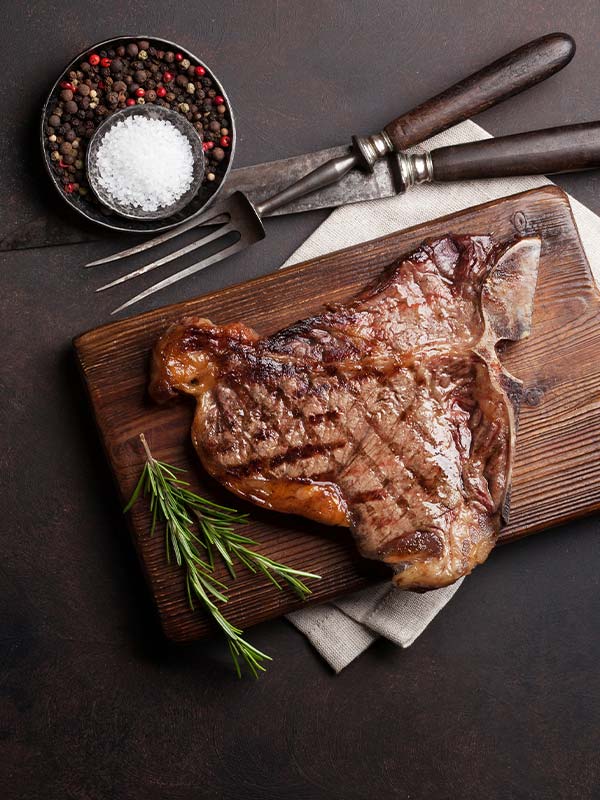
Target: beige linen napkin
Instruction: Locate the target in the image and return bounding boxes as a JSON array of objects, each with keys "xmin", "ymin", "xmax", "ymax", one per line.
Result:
[{"xmin": 283, "ymin": 119, "xmax": 600, "ymax": 673}]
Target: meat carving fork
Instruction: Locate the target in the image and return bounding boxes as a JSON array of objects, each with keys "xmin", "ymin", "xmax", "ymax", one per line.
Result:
[{"xmin": 87, "ymin": 33, "xmax": 584, "ymax": 314}]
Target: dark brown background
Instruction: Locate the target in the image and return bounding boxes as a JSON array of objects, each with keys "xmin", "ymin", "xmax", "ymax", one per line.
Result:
[{"xmin": 2, "ymin": 3, "xmax": 599, "ymax": 799}]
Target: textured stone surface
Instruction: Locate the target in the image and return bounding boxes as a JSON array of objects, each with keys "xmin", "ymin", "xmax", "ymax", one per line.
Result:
[{"xmin": 2, "ymin": 2, "xmax": 599, "ymax": 798}]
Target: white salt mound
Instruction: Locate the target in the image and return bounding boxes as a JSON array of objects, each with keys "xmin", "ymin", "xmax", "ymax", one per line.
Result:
[{"xmin": 95, "ymin": 116, "xmax": 195, "ymax": 212}]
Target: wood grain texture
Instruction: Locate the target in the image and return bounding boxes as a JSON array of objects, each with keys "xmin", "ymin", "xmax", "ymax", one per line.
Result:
[
  {"xmin": 431, "ymin": 121, "xmax": 600, "ymax": 181},
  {"xmin": 384, "ymin": 33, "xmax": 575, "ymax": 150},
  {"xmin": 74, "ymin": 186, "xmax": 600, "ymax": 643}
]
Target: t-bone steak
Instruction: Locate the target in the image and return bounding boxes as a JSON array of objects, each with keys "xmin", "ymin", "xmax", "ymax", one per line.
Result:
[{"xmin": 150, "ymin": 234, "xmax": 540, "ymax": 590}]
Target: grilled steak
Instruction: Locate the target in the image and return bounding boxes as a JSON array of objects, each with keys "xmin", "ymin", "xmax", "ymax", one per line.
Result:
[{"xmin": 150, "ymin": 234, "xmax": 540, "ymax": 590}]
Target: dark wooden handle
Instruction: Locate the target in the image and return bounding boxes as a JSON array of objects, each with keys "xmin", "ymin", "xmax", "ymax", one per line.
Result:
[
  {"xmin": 430, "ymin": 121, "xmax": 600, "ymax": 181},
  {"xmin": 384, "ymin": 33, "xmax": 575, "ymax": 151}
]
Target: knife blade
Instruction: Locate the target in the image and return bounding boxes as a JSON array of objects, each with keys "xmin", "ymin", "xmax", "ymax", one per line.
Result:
[
  {"xmin": 0, "ymin": 147, "xmax": 403, "ymax": 253},
  {"xmin": 2, "ymin": 31, "xmax": 575, "ymax": 254},
  {"xmin": 223, "ymin": 146, "xmax": 404, "ymax": 213}
]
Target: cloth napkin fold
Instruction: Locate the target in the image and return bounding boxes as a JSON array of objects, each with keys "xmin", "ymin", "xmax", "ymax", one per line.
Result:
[{"xmin": 283, "ymin": 119, "xmax": 600, "ymax": 673}]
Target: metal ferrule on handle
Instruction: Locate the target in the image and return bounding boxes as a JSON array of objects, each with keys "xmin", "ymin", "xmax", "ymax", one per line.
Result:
[
  {"xmin": 352, "ymin": 131, "xmax": 394, "ymax": 170},
  {"xmin": 397, "ymin": 120, "xmax": 600, "ymax": 189},
  {"xmin": 353, "ymin": 32, "xmax": 575, "ymax": 173},
  {"xmin": 398, "ymin": 151, "xmax": 435, "ymax": 188}
]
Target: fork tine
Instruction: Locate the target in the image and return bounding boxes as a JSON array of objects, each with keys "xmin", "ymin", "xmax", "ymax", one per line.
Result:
[
  {"xmin": 111, "ymin": 235, "xmax": 252, "ymax": 315},
  {"xmin": 84, "ymin": 203, "xmax": 230, "ymax": 267},
  {"xmin": 96, "ymin": 221, "xmax": 234, "ymax": 292}
]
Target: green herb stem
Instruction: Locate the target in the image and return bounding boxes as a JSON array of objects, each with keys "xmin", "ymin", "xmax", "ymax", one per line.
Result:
[{"xmin": 125, "ymin": 433, "xmax": 320, "ymax": 677}]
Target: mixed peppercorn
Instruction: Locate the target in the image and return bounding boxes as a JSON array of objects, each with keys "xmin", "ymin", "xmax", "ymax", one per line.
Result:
[{"xmin": 43, "ymin": 39, "xmax": 232, "ymax": 211}]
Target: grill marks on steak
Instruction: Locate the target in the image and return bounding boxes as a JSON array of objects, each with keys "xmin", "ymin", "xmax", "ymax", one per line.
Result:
[{"xmin": 150, "ymin": 234, "xmax": 540, "ymax": 589}]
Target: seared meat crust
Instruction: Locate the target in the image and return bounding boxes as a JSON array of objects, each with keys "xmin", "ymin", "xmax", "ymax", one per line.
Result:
[{"xmin": 150, "ymin": 235, "xmax": 539, "ymax": 589}]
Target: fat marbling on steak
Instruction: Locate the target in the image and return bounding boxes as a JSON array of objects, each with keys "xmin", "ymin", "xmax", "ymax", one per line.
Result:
[{"xmin": 150, "ymin": 234, "xmax": 540, "ymax": 590}]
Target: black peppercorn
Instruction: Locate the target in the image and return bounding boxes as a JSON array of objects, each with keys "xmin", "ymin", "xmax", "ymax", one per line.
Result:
[{"xmin": 46, "ymin": 38, "xmax": 232, "ymax": 208}]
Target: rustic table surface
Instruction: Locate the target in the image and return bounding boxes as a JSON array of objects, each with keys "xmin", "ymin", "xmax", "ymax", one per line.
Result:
[{"xmin": 2, "ymin": 3, "xmax": 599, "ymax": 798}]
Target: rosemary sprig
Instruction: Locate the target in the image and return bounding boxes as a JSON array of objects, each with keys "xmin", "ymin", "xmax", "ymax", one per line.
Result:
[
  {"xmin": 125, "ymin": 434, "xmax": 320, "ymax": 677},
  {"xmin": 193, "ymin": 512, "xmax": 319, "ymax": 600}
]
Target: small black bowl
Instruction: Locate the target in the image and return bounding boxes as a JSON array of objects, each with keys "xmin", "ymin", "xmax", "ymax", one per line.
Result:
[{"xmin": 40, "ymin": 34, "xmax": 236, "ymax": 234}]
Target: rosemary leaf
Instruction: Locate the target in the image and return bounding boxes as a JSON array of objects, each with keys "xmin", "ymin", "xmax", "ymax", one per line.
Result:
[{"xmin": 125, "ymin": 433, "xmax": 320, "ymax": 677}]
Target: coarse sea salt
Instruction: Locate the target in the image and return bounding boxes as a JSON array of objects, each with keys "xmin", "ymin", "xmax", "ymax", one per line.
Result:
[{"xmin": 95, "ymin": 116, "xmax": 195, "ymax": 212}]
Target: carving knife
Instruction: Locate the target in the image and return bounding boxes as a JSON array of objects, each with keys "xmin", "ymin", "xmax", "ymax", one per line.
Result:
[{"xmin": 0, "ymin": 32, "xmax": 574, "ymax": 253}]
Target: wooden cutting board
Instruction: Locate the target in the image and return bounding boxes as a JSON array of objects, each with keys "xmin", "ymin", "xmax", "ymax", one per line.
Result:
[{"xmin": 74, "ymin": 186, "xmax": 600, "ymax": 642}]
